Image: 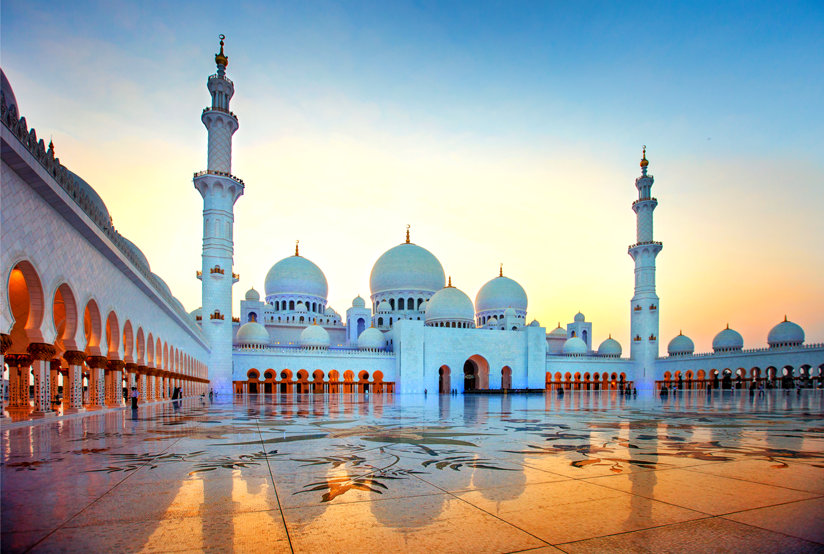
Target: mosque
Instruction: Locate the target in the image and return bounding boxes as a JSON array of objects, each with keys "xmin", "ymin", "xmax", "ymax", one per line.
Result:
[{"xmin": 2, "ymin": 39, "xmax": 823, "ymax": 416}]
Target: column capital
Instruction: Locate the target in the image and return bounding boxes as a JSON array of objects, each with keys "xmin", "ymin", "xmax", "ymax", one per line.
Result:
[
  {"xmin": 27, "ymin": 342, "xmax": 57, "ymax": 361},
  {"xmin": 50, "ymin": 359, "xmax": 63, "ymax": 371},
  {"xmin": 5, "ymin": 353, "xmax": 32, "ymax": 367},
  {"xmin": 63, "ymin": 350, "xmax": 87, "ymax": 366},
  {"xmin": 124, "ymin": 362, "xmax": 138, "ymax": 372},
  {"xmin": 107, "ymin": 359, "xmax": 126, "ymax": 371},
  {"xmin": 137, "ymin": 365, "xmax": 149, "ymax": 373},
  {"xmin": 86, "ymin": 355, "xmax": 109, "ymax": 369},
  {"xmin": 0, "ymin": 333, "xmax": 12, "ymax": 355}
]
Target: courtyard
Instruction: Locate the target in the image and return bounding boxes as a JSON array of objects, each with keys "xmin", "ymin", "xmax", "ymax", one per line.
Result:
[{"xmin": 2, "ymin": 390, "xmax": 823, "ymax": 553}]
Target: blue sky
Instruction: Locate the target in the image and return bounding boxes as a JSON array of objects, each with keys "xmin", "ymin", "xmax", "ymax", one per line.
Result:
[{"xmin": 2, "ymin": 1, "xmax": 823, "ymax": 348}]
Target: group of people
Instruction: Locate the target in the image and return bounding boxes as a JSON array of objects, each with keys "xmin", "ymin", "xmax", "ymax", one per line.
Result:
[{"xmin": 127, "ymin": 385, "xmax": 185, "ymax": 410}]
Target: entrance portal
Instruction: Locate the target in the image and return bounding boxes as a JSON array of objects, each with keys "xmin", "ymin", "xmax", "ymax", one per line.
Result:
[{"xmin": 439, "ymin": 365, "xmax": 450, "ymax": 393}]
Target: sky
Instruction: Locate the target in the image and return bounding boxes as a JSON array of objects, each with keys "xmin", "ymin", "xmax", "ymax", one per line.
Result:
[{"xmin": 2, "ymin": 0, "xmax": 823, "ymax": 352}]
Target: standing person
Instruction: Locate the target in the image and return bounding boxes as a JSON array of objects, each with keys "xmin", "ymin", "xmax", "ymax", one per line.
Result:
[{"xmin": 130, "ymin": 386, "xmax": 139, "ymax": 409}]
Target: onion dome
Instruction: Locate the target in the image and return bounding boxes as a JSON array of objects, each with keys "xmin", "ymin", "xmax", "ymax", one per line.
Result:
[
  {"xmin": 299, "ymin": 324, "xmax": 330, "ymax": 349},
  {"xmin": 295, "ymin": 301, "xmax": 307, "ymax": 312},
  {"xmin": 352, "ymin": 295, "xmax": 366, "ymax": 309},
  {"xmin": 358, "ymin": 327, "xmax": 387, "ymax": 351},
  {"xmin": 767, "ymin": 316, "xmax": 805, "ymax": 347},
  {"xmin": 563, "ymin": 337, "xmax": 587, "ymax": 355},
  {"xmin": 597, "ymin": 336, "xmax": 622, "ymax": 357},
  {"xmin": 236, "ymin": 321, "xmax": 269, "ymax": 346},
  {"xmin": 264, "ymin": 254, "xmax": 328, "ymax": 298},
  {"xmin": 640, "ymin": 146, "xmax": 649, "ymax": 168},
  {"xmin": 377, "ymin": 300, "xmax": 391, "ymax": 313},
  {"xmin": 425, "ymin": 284, "xmax": 475, "ymax": 326},
  {"xmin": 667, "ymin": 332, "xmax": 695, "ymax": 356},
  {"xmin": 549, "ymin": 323, "xmax": 567, "ymax": 337},
  {"xmin": 370, "ymin": 238, "xmax": 445, "ymax": 295},
  {"xmin": 245, "ymin": 287, "xmax": 260, "ymax": 301},
  {"xmin": 67, "ymin": 170, "xmax": 111, "ymax": 225},
  {"xmin": 503, "ymin": 307, "xmax": 517, "ymax": 318},
  {"xmin": 215, "ymin": 35, "xmax": 228, "ymax": 67},
  {"xmin": 574, "ymin": 312, "xmax": 586, "ymax": 323},
  {"xmin": 475, "ymin": 275, "xmax": 528, "ymax": 315},
  {"xmin": 712, "ymin": 324, "xmax": 744, "ymax": 352}
]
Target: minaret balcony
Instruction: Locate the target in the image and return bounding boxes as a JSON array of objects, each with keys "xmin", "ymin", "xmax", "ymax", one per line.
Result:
[
  {"xmin": 232, "ymin": 272, "xmax": 240, "ymax": 283},
  {"xmin": 632, "ymin": 197, "xmax": 657, "ymax": 208},
  {"xmin": 196, "ymin": 270, "xmax": 203, "ymax": 280},
  {"xmin": 208, "ymin": 73, "xmax": 233, "ymax": 85},
  {"xmin": 193, "ymin": 169, "xmax": 244, "ymax": 186},
  {"xmin": 202, "ymin": 106, "xmax": 238, "ymax": 120}
]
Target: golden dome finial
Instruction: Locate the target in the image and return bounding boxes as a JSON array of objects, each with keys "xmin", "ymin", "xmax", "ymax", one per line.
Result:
[
  {"xmin": 295, "ymin": 239, "xmax": 300, "ymax": 256},
  {"xmin": 499, "ymin": 263, "xmax": 503, "ymax": 277},
  {"xmin": 784, "ymin": 314, "xmax": 788, "ymax": 322},
  {"xmin": 405, "ymin": 224, "xmax": 410, "ymax": 244},
  {"xmin": 447, "ymin": 276, "xmax": 453, "ymax": 287},
  {"xmin": 215, "ymin": 34, "xmax": 228, "ymax": 67},
  {"xmin": 640, "ymin": 145, "xmax": 649, "ymax": 168}
]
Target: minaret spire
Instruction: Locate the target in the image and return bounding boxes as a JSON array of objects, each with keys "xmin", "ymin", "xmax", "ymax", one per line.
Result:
[
  {"xmin": 405, "ymin": 224, "xmax": 410, "ymax": 244},
  {"xmin": 499, "ymin": 263, "xmax": 503, "ymax": 277},
  {"xmin": 295, "ymin": 240, "xmax": 300, "ymax": 256}
]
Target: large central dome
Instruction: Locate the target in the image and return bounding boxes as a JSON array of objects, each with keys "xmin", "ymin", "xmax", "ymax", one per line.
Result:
[
  {"xmin": 265, "ymin": 255, "xmax": 328, "ymax": 298},
  {"xmin": 370, "ymin": 242, "xmax": 445, "ymax": 295}
]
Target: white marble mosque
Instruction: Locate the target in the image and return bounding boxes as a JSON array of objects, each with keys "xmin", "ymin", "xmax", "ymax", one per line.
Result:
[{"xmin": 2, "ymin": 38, "xmax": 824, "ymax": 419}]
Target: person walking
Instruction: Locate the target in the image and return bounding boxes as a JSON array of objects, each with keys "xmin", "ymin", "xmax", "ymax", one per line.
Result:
[{"xmin": 130, "ymin": 386, "xmax": 139, "ymax": 409}]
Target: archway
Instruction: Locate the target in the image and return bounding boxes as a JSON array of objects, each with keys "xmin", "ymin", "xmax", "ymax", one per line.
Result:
[
  {"xmin": 358, "ymin": 370, "xmax": 370, "ymax": 394},
  {"xmin": 439, "ymin": 365, "xmax": 451, "ymax": 394},
  {"xmin": 343, "ymin": 370, "xmax": 355, "ymax": 394},
  {"xmin": 373, "ymin": 370, "xmax": 384, "ymax": 393},
  {"xmin": 247, "ymin": 369, "xmax": 260, "ymax": 394},
  {"xmin": 83, "ymin": 299, "xmax": 102, "ymax": 356},
  {"xmin": 7, "ymin": 261, "xmax": 45, "ymax": 350},
  {"xmin": 263, "ymin": 369, "xmax": 275, "ymax": 393},
  {"xmin": 52, "ymin": 283, "xmax": 78, "ymax": 355},
  {"xmin": 296, "ymin": 369, "xmax": 309, "ymax": 394},
  {"xmin": 501, "ymin": 366, "xmax": 512, "ymax": 389},
  {"xmin": 463, "ymin": 355, "xmax": 489, "ymax": 391},
  {"xmin": 312, "ymin": 370, "xmax": 324, "ymax": 394},
  {"xmin": 280, "ymin": 369, "xmax": 293, "ymax": 393}
]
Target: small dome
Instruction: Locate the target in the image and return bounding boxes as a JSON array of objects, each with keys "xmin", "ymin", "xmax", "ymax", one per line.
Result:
[
  {"xmin": 1, "ymin": 69, "xmax": 19, "ymax": 112},
  {"xmin": 68, "ymin": 170, "xmax": 111, "ymax": 225},
  {"xmin": 574, "ymin": 312, "xmax": 586, "ymax": 323},
  {"xmin": 236, "ymin": 321, "xmax": 269, "ymax": 346},
  {"xmin": 487, "ymin": 316, "xmax": 498, "ymax": 326},
  {"xmin": 767, "ymin": 317, "xmax": 804, "ymax": 347},
  {"xmin": 370, "ymin": 242, "xmax": 445, "ymax": 295},
  {"xmin": 425, "ymin": 286, "xmax": 475, "ymax": 324},
  {"xmin": 549, "ymin": 324, "xmax": 567, "ymax": 337},
  {"xmin": 712, "ymin": 325, "xmax": 744, "ymax": 352},
  {"xmin": 377, "ymin": 300, "xmax": 391, "ymax": 313},
  {"xmin": 563, "ymin": 337, "xmax": 587, "ymax": 355},
  {"xmin": 189, "ymin": 307, "xmax": 202, "ymax": 321},
  {"xmin": 264, "ymin": 255, "xmax": 328, "ymax": 299},
  {"xmin": 245, "ymin": 287, "xmax": 260, "ymax": 301},
  {"xmin": 352, "ymin": 295, "xmax": 366, "ymax": 309},
  {"xmin": 503, "ymin": 307, "xmax": 517, "ymax": 318},
  {"xmin": 299, "ymin": 324, "xmax": 330, "ymax": 349},
  {"xmin": 121, "ymin": 236, "xmax": 150, "ymax": 272},
  {"xmin": 295, "ymin": 301, "xmax": 307, "ymax": 312},
  {"xmin": 475, "ymin": 276, "xmax": 528, "ymax": 314},
  {"xmin": 324, "ymin": 307, "xmax": 336, "ymax": 316},
  {"xmin": 597, "ymin": 336, "xmax": 622, "ymax": 357},
  {"xmin": 358, "ymin": 327, "xmax": 387, "ymax": 351},
  {"xmin": 667, "ymin": 333, "xmax": 695, "ymax": 356},
  {"xmin": 529, "ymin": 319, "xmax": 540, "ymax": 327}
]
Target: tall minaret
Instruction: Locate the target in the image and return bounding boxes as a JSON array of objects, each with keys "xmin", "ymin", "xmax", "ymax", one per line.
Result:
[
  {"xmin": 194, "ymin": 35, "xmax": 243, "ymax": 394},
  {"xmin": 628, "ymin": 147, "xmax": 662, "ymax": 390}
]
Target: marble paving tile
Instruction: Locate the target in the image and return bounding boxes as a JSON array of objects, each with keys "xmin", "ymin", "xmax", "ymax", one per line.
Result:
[
  {"xmin": 723, "ymin": 497, "xmax": 824, "ymax": 545},
  {"xmin": 558, "ymin": 516, "xmax": 823, "ymax": 553},
  {"xmin": 583, "ymin": 467, "xmax": 818, "ymax": 515},
  {"xmin": 283, "ymin": 493, "xmax": 548, "ymax": 553},
  {"xmin": 683, "ymin": 458, "xmax": 824, "ymax": 494}
]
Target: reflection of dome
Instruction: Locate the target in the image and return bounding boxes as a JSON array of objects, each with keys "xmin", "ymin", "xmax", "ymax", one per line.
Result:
[
  {"xmin": 767, "ymin": 317, "xmax": 804, "ymax": 347},
  {"xmin": 299, "ymin": 324, "xmax": 329, "ymax": 349},
  {"xmin": 236, "ymin": 321, "xmax": 269, "ymax": 346},
  {"xmin": 597, "ymin": 336, "xmax": 622, "ymax": 357},
  {"xmin": 352, "ymin": 295, "xmax": 366, "ymax": 308},
  {"xmin": 245, "ymin": 287, "xmax": 260, "ymax": 301},
  {"xmin": 563, "ymin": 337, "xmax": 587, "ymax": 355},
  {"xmin": 712, "ymin": 325, "xmax": 743, "ymax": 352},
  {"xmin": 370, "ymin": 242, "xmax": 445, "ymax": 295},
  {"xmin": 68, "ymin": 170, "xmax": 111, "ymax": 225},
  {"xmin": 667, "ymin": 332, "xmax": 695, "ymax": 356},
  {"xmin": 475, "ymin": 276, "xmax": 527, "ymax": 314},
  {"xmin": 358, "ymin": 327, "xmax": 387, "ymax": 351},
  {"xmin": 425, "ymin": 286, "xmax": 475, "ymax": 325},
  {"xmin": 264, "ymin": 255, "xmax": 328, "ymax": 298},
  {"xmin": 574, "ymin": 312, "xmax": 585, "ymax": 323}
]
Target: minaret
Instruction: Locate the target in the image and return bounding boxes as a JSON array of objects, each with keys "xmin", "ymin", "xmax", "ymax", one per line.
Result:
[
  {"xmin": 628, "ymin": 147, "xmax": 662, "ymax": 389},
  {"xmin": 194, "ymin": 35, "xmax": 243, "ymax": 394}
]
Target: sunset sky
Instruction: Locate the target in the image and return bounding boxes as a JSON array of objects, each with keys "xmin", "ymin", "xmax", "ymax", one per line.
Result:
[{"xmin": 2, "ymin": 1, "xmax": 823, "ymax": 352}]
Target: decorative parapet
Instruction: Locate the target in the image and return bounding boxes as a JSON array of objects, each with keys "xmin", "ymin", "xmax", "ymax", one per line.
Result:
[
  {"xmin": 658, "ymin": 342, "xmax": 824, "ymax": 360},
  {"xmin": 193, "ymin": 169, "xmax": 244, "ymax": 185},
  {"xmin": 209, "ymin": 310, "xmax": 224, "ymax": 321},
  {"xmin": 232, "ymin": 317, "xmax": 240, "ymax": 322},
  {"xmin": 628, "ymin": 240, "xmax": 663, "ymax": 250},
  {"xmin": 632, "ymin": 197, "xmax": 657, "ymax": 208},
  {"xmin": 234, "ymin": 344, "xmax": 395, "ymax": 358},
  {"xmin": 208, "ymin": 73, "xmax": 233, "ymax": 85},
  {"xmin": 202, "ymin": 106, "xmax": 237, "ymax": 119},
  {"xmin": 210, "ymin": 266, "xmax": 225, "ymax": 275},
  {"xmin": 0, "ymin": 95, "xmax": 202, "ymax": 339}
]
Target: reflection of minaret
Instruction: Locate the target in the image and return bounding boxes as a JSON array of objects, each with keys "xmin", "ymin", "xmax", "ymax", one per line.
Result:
[
  {"xmin": 195, "ymin": 36, "xmax": 244, "ymax": 395},
  {"xmin": 629, "ymin": 147, "xmax": 662, "ymax": 390}
]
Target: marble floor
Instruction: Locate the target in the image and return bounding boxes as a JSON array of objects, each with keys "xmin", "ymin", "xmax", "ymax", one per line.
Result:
[{"xmin": 2, "ymin": 390, "xmax": 823, "ymax": 553}]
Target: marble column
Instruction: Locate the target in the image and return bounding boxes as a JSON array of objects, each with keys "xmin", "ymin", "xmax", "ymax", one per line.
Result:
[
  {"xmin": 0, "ymin": 334, "xmax": 12, "ymax": 416},
  {"xmin": 137, "ymin": 366, "xmax": 148, "ymax": 404},
  {"xmin": 107, "ymin": 359, "xmax": 125, "ymax": 407},
  {"xmin": 63, "ymin": 350, "xmax": 86, "ymax": 412},
  {"xmin": 86, "ymin": 355, "xmax": 108, "ymax": 408},
  {"xmin": 50, "ymin": 359, "xmax": 61, "ymax": 406},
  {"xmin": 27, "ymin": 343, "xmax": 56, "ymax": 415},
  {"xmin": 7, "ymin": 354, "xmax": 31, "ymax": 408},
  {"xmin": 124, "ymin": 362, "xmax": 137, "ymax": 394}
]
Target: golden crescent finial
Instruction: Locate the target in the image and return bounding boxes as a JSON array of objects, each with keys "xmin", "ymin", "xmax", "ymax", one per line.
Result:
[{"xmin": 215, "ymin": 34, "xmax": 228, "ymax": 67}]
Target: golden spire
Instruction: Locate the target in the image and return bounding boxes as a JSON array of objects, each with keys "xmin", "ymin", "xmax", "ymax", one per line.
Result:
[
  {"xmin": 499, "ymin": 263, "xmax": 503, "ymax": 277},
  {"xmin": 405, "ymin": 224, "xmax": 410, "ymax": 244},
  {"xmin": 295, "ymin": 240, "xmax": 300, "ymax": 256},
  {"xmin": 726, "ymin": 322, "xmax": 729, "ymax": 329},
  {"xmin": 784, "ymin": 314, "xmax": 788, "ymax": 322},
  {"xmin": 608, "ymin": 333, "xmax": 612, "ymax": 339},
  {"xmin": 447, "ymin": 276, "xmax": 453, "ymax": 287},
  {"xmin": 640, "ymin": 145, "xmax": 649, "ymax": 168},
  {"xmin": 215, "ymin": 34, "xmax": 228, "ymax": 67}
]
